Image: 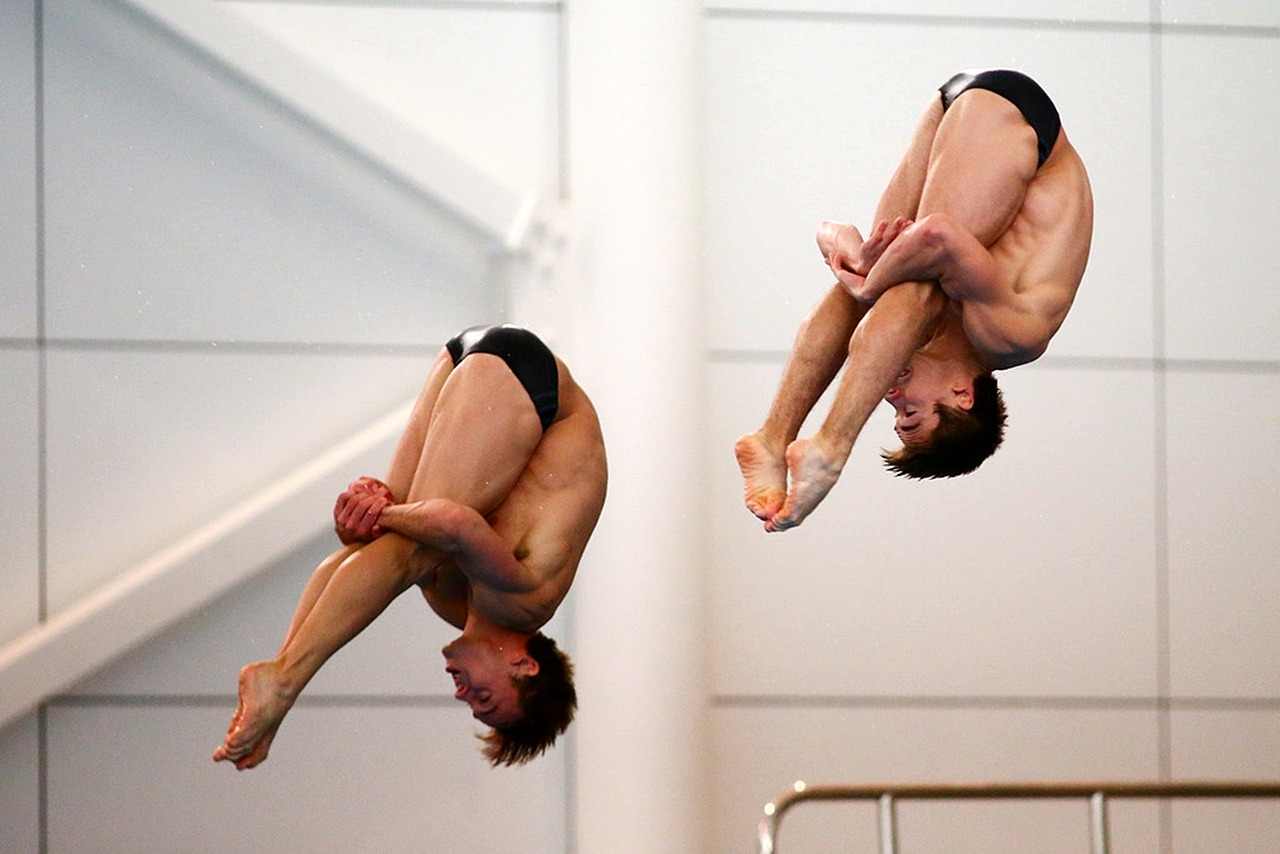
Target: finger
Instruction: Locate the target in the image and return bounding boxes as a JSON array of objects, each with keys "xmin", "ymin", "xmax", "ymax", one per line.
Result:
[
  {"xmin": 334, "ymin": 494, "xmax": 353, "ymax": 523},
  {"xmin": 356, "ymin": 502, "xmax": 381, "ymax": 538},
  {"xmin": 345, "ymin": 495, "xmax": 373, "ymax": 529},
  {"xmin": 338, "ymin": 495, "xmax": 368, "ymax": 531},
  {"xmin": 356, "ymin": 495, "xmax": 389, "ymax": 538}
]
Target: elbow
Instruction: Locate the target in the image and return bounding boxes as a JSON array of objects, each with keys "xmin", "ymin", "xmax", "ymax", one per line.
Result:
[
  {"xmin": 412, "ymin": 498, "xmax": 473, "ymax": 547},
  {"xmin": 912, "ymin": 212, "xmax": 961, "ymax": 254},
  {"xmin": 433, "ymin": 498, "xmax": 474, "ymax": 533}
]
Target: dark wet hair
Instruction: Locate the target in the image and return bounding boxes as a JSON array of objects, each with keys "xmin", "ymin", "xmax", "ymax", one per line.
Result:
[
  {"xmin": 479, "ymin": 632, "xmax": 576, "ymax": 766},
  {"xmin": 882, "ymin": 373, "xmax": 1006, "ymax": 478}
]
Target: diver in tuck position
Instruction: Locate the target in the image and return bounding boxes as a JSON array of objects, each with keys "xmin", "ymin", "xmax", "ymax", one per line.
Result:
[
  {"xmin": 736, "ymin": 69, "xmax": 1094, "ymax": 531},
  {"xmin": 214, "ymin": 324, "xmax": 607, "ymax": 768}
]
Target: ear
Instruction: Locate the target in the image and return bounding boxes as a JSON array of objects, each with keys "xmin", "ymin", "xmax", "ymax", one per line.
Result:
[
  {"xmin": 952, "ymin": 384, "xmax": 975, "ymax": 411},
  {"xmin": 512, "ymin": 655, "xmax": 540, "ymax": 677}
]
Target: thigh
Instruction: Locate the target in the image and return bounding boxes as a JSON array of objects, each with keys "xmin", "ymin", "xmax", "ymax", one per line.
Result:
[
  {"xmin": 873, "ymin": 95, "xmax": 945, "ymax": 222},
  {"xmin": 918, "ymin": 89, "xmax": 1039, "ymax": 246},
  {"xmin": 384, "ymin": 348, "xmax": 455, "ymax": 500},
  {"xmin": 406, "ymin": 353, "xmax": 544, "ymax": 515}
]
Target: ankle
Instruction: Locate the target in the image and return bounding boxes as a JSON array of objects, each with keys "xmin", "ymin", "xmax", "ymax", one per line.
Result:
[
  {"xmin": 750, "ymin": 427, "xmax": 789, "ymax": 459},
  {"xmin": 260, "ymin": 658, "xmax": 303, "ymax": 702},
  {"xmin": 807, "ymin": 430, "xmax": 850, "ymax": 470}
]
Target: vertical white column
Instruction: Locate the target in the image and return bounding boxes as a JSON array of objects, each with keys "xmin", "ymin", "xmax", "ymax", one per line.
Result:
[{"xmin": 563, "ymin": 2, "xmax": 706, "ymax": 852}]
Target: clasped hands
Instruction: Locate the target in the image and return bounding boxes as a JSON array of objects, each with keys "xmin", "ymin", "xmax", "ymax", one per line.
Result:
[
  {"xmin": 818, "ymin": 216, "xmax": 912, "ymax": 304},
  {"xmin": 334, "ymin": 475, "xmax": 395, "ymax": 544}
]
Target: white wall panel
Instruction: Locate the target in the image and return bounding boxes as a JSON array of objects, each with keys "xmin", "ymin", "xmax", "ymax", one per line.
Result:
[
  {"xmin": 709, "ymin": 705, "xmax": 1160, "ymax": 854},
  {"xmin": 0, "ymin": 350, "xmax": 40, "ymax": 645},
  {"xmin": 1163, "ymin": 33, "xmax": 1280, "ymax": 361},
  {"xmin": 1039, "ymin": 40, "xmax": 1155, "ymax": 361},
  {"xmin": 46, "ymin": 705, "xmax": 567, "ymax": 854},
  {"xmin": 1169, "ymin": 709, "xmax": 1280, "ymax": 852},
  {"xmin": 43, "ymin": 0, "xmax": 494, "ymax": 346},
  {"xmin": 709, "ymin": 362, "xmax": 1160, "ymax": 698},
  {"xmin": 1166, "ymin": 371, "xmax": 1280, "ymax": 697},
  {"xmin": 44, "ymin": 349, "xmax": 428, "ymax": 611},
  {"xmin": 707, "ymin": 1, "xmax": 1153, "ymax": 23},
  {"xmin": 0, "ymin": 0, "xmax": 37, "ymax": 340},
  {"xmin": 1170, "ymin": 803, "xmax": 1280, "ymax": 854},
  {"xmin": 1171, "ymin": 709, "xmax": 1280, "ymax": 778},
  {"xmin": 1160, "ymin": 1, "xmax": 1280, "ymax": 28},
  {"xmin": 0, "ymin": 713, "xmax": 40, "ymax": 854},
  {"xmin": 224, "ymin": 0, "xmax": 561, "ymax": 196}
]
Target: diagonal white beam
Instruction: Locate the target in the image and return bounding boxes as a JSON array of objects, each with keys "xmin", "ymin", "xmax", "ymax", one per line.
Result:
[
  {"xmin": 120, "ymin": 0, "xmax": 543, "ymax": 249},
  {"xmin": 0, "ymin": 402, "xmax": 411, "ymax": 732}
]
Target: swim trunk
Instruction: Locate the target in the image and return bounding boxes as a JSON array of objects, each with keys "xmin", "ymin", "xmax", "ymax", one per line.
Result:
[
  {"xmin": 446, "ymin": 324, "xmax": 559, "ymax": 430},
  {"xmin": 939, "ymin": 69, "xmax": 1061, "ymax": 167}
]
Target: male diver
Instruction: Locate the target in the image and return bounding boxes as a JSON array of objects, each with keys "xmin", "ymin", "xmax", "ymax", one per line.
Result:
[
  {"xmin": 736, "ymin": 69, "xmax": 1093, "ymax": 531},
  {"xmin": 214, "ymin": 324, "xmax": 607, "ymax": 768}
]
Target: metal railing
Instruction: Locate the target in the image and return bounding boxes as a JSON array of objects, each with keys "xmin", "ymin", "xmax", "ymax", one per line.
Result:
[{"xmin": 758, "ymin": 780, "xmax": 1280, "ymax": 854}]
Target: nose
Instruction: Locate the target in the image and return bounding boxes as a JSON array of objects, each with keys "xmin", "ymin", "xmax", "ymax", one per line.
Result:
[{"xmin": 885, "ymin": 386, "xmax": 901, "ymax": 400}]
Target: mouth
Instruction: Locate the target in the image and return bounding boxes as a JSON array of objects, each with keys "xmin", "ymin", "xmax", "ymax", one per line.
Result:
[{"xmin": 446, "ymin": 666, "xmax": 467, "ymax": 697}]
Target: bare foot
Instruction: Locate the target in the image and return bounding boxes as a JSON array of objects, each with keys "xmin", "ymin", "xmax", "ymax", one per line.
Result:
[
  {"xmin": 766, "ymin": 436, "xmax": 845, "ymax": 532},
  {"xmin": 734, "ymin": 432, "xmax": 787, "ymax": 522},
  {"xmin": 212, "ymin": 661, "xmax": 295, "ymax": 771},
  {"xmin": 232, "ymin": 723, "xmax": 280, "ymax": 771}
]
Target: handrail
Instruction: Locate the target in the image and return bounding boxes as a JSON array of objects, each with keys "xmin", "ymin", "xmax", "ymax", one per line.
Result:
[{"xmin": 758, "ymin": 780, "xmax": 1280, "ymax": 854}]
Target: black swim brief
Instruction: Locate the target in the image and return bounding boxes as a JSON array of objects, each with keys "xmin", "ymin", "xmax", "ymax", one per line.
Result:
[
  {"xmin": 939, "ymin": 69, "xmax": 1061, "ymax": 167},
  {"xmin": 446, "ymin": 324, "xmax": 559, "ymax": 431}
]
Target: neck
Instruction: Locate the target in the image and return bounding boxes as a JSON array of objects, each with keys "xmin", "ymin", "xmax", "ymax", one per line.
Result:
[
  {"xmin": 462, "ymin": 609, "xmax": 533, "ymax": 648},
  {"xmin": 921, "ymin": 310, "xmax": 988, "ymax": 372}
]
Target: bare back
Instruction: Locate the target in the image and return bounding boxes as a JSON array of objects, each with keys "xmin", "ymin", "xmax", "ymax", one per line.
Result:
[{"xmin": 964, "ymin": 131, "xmax": 1094, "ymax": 367}]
